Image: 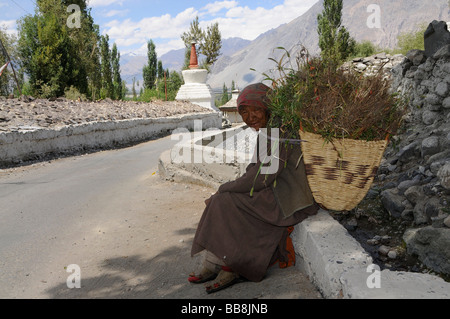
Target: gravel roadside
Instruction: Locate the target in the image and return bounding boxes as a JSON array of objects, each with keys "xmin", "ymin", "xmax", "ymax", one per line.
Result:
[{"xmin": 0, "ymin": 97, "xmax": 212, "ymax": 132}]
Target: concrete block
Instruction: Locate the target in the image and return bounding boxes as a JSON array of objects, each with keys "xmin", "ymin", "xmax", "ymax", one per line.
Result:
[
  {"xmin": 292, "ymin": 210, "xmax": 373, "ymax": 299},
  {"xmin": 340, "ymin": 269, "xmax": 450, "ymax": 299}
]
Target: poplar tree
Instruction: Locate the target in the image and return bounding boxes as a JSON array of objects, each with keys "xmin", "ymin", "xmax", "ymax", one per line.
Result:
[
  {"xmin": 157, "ymin": 60, "xmax": 164, "ymax": 79},
  {"xmin": 132, "ymin": 77, "xmax": 137, "ymax": 100},
  {"xmin": 317, "ymin": 0, "xmax": 355, "ymax": 66},
  {"xmin": 99, "ymin": 34, "xmax": 113, "ymax": 99},
  {"xmin": 111, "ymin": 43, "xmax": 122, "ymax": 100},
  {"xmin": 143, "ymin": 39, "xmax": 157, "ymax": 90},
  {"xmin": 221, "ymin": 83, "xmax": 229, "ymax": 105},
  {"xmin": 62, "ymin": 0, "xmax": 102, "ymax": 99}
]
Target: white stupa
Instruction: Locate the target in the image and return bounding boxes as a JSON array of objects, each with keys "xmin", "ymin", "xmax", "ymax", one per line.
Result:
[{"xmin": 175, "ymin": 42, "xmax": 219, "ymax": 111}]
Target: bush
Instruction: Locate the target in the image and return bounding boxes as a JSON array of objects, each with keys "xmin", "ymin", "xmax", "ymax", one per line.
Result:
[
  {"xmin": 266, "ymin": 46, "xmax": 406, "ymax": 142},
  {"xmin": 138, "ymin": 88, "xmax": 160, "ymax": 102},
  {"xmin": 394, "ymin": 23, "xmax": 427, "ymax": 55},
  {"xmin": 352, "ymin": 41, "xmax": 377, "ymax": 58},
  {"xmin": 20, "ymin": 81, "xmax": 34, "ymax": 97},
  {"xmin": 35, "ymin": 80, "xmax": 59, "ymax": 99},
  {"xmin": 64, "ymin": 85, "xmax": 87, "ymax": 101},
  {"xmin": 156, "ymin": 71, "xmax": 183, "ymax": 101}
]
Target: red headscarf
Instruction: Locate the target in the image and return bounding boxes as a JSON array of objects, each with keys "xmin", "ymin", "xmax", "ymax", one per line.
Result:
[{"xmin": 237, "ymin": 83, "xmax": 271, "ymax": 113}]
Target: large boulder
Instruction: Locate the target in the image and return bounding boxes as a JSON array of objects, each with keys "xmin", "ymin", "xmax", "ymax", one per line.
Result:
[
  {"xmin": 403, "ymin": 227, "xmax": 450, "ymax": 275},
  {"xmin": 437, "ymin": 162, "xmax": 450, "ymax": 190},
  {"xmin": 381, "ymin": 189, "xmax": 405, "ymax": 218},
  {"xmin": 424, "ymin": 20, "xmax": 450, "ymax": 58}
]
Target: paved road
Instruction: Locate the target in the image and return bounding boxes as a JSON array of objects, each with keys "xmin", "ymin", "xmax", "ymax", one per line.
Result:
[{"xmin": 0, "ymin": 135, "xmax": 321, "ymax": 299}]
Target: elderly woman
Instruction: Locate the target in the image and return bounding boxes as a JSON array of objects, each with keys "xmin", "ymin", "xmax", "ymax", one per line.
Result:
[{"xmin": 189, "ymin": 83, "xmax": 318, "ymax": 294}]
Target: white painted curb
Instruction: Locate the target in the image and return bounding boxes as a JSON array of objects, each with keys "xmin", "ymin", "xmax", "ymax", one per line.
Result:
[
  {"xmin": 0, "ymin": 112, "xmax": 221, "ymax": 166},
  {"xmin": 292, "ymin": 210, "xmax": 450, "ymax": 299}
]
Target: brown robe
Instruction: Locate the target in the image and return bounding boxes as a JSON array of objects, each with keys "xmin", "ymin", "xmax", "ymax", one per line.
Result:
[{"xmin": 191, "ymin": 135, "xmax": 318, "ymax": 282}]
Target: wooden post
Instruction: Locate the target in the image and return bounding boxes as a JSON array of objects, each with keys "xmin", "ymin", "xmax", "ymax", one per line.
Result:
[{"xmin": 0, "ymin": 37, "xmax": 21, "ymax": 96}]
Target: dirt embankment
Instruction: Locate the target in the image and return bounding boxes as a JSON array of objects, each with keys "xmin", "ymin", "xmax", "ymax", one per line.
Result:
[{"xmin": 0, "ymin": 96, "xmax": 212, "ymax": 132}]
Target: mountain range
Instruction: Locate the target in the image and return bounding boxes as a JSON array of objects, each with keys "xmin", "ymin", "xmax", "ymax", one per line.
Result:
[{"xmin": 120, "ymin": 0, "xmax": 450, "ymax": 91}]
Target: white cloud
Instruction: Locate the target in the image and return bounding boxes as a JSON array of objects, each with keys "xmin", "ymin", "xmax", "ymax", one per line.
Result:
[
  {"xmin": 0, "ymin": 20, "xmax": 16, "ymax": 29},
  {"xmin": 105, "ymin": 0, "xmax": 319, "ymax": 55},
  {"xmin": 200, "ymin": 1, "xmax": 238, "ymax": 16},
  {"xmin": 104, "ymin": 9, "xmax": 129, "ymax": 17},
  {"xmin": 0, "ymin": 20, "xmax": 18, "ymax": 36},
  {"xmin": 219, "ymin": 0, "xmax": 319, "ymax": 39},
  {"xmin": 104, "ymin": 7, "xmax": 198, "ymax": 54},
  {"xmin": 88, "ymin": 0, "xmax": 125, "ymax": 7}
]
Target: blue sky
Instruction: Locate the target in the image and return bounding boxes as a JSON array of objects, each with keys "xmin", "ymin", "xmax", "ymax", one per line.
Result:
[{"xmin": 0, "ymin": 0, "xmax": 318, "ymax": 56}]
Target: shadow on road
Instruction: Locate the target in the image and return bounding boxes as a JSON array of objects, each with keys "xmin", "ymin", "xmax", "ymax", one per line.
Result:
[
  {"xmin": 44, "ymin": 227, "xmax": 321, "ymax": 299},
  {"xmin": 45, "ymin": 236, "xmax": 203, "ymax": 299}
]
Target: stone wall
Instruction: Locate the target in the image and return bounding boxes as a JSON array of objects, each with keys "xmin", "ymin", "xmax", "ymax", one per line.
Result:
[
  {"xmin": 341, "ymin": 52, "xmax": 405, "ymax": 79},
  {"xmin": 381, "ymin": 42, "xmax": 450, "ymax": 276}
]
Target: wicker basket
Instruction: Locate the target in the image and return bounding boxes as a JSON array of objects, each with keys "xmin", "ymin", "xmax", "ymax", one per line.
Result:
[{"xmin": 299, "ymin": 130, "xmax": 388, "ymax": 211}]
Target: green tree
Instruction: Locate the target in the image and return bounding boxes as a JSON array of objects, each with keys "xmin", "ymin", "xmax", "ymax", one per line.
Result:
[
  {"xmin": 221, "ymin": 83, "xmax": 229, "ymax": 105},
  {"xmin": 111, "ymin": 43, "xmax": 122, "ymax": 100},
  {"xmin": 157, "ymin": 60, "xmax": 164, "ymax": 79},
  {"xmin": 132, "ymin": 77, "xmax": 137, "ymax": 100},
  {"xmin": 0, "ymin": 26, "xmax": 19, "ymax": 96},
  {"xmin": 181, "ymin": 16, "xmax": 203, "ymax": 69},
  {"xmin": 63, "ymin": 0, "xmax": 102, "ymax": 99},
  {"xmin": 202, "ymin": 22, "xmax": 222, "ymax": 66},
  {"xmin": 143, "ymin": 39, "xmax": 157, "ymax": 89},
  {"xmin": 17, "ymin": 0, "xmax": 102, "ymax": 98},
  {"xmin": 230, "ymin": 80, "xmax": 236, "ymax": 99},
  {"xmin": 156, "ymin": 70, "xmax": 183, "ymax": 101},
  {"xmin": 121, "ymin": 80, "xmax": 128, "ymax": 98},
  {"xmin": 395, "ymin": 23, "xmax": 427, "ymax": 55},
  {"xmin": 183, "ymin": 46, "xmax": 192, "ymax": 70},
  {"xmin": 166, "ymin": 71, "xmax": 183, "ymax": 100},
  {"xmin": 18, "ymin": 7, "xmax": 75, "ymax": 97},
  {"xmin": 99, "ymin": 34, "xmax": 113, "ymax": 99},
  {"xmin": 181, "ymin": 16, "xmax": 222, "ymax": 69},
  {"xmin": 317, "ymin": 0, "xmax": 355, "ymax": 66},
  {"xmin": 181, "ymin": 16, "xmax": 204, "ymax": 49}
]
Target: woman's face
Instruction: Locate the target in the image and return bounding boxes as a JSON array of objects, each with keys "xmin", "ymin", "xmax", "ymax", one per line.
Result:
[{"xmin": 239, "ymin": 105, "xmax": 268, "ymax": 131}]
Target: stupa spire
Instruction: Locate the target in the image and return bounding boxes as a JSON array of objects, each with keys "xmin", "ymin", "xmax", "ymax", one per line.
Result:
[{"xmin": 189, "ymin": 42, "xmax": 199, "ymax": 69}]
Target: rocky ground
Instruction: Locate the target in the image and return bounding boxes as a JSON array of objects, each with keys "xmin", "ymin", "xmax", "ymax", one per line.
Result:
[
  {"xmin": 0, "ymin": 96, "xmax": 211, "ymax": 133},
  {"xmin": 330, "ymin": 187, "xmax": 445, "ymax": 279}
]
